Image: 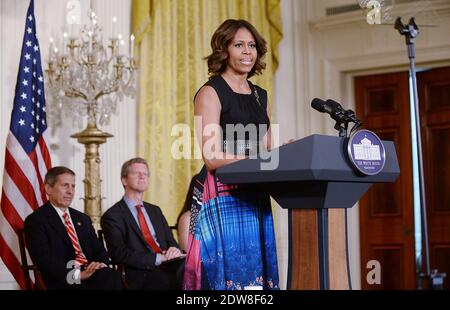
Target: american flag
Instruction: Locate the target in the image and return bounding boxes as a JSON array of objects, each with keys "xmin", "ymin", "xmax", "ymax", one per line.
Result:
[{"xmin": 0, "ymin": 0, "xmax": 51, "ymax": 289}]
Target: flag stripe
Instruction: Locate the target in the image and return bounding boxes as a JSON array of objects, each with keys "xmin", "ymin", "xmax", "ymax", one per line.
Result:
[
  {"xmin": 0, "ymin": 197, "xmax": 35, "ymax": 287},
  {"xmin": 4, "ymin": 150, "xmax": 39, "ymax": 210},
  {"xmin": 6, "ymin": 133, "xmax": 44, "ymax": 206},
  {"xmin": 0, "ymin": 204, "xmax": 25, "ymax": 288},
  {"xmin": 28, "ymin": 148, "xmax": 46, "ymax": 207},
  {"xmin": 0, "ymin": 199, "xmax": 23, "ymax": 257},
  {"xmin": 38, "ymin": 132, "xmax": 51, "ymax": 171},
  {"xmin": 1, "ymin": 191, "xmax": 26, "ymax": 239},
  {"xmin": 34, "ymin": 142, "xmax": 48, "ymax": 203},
  {"xmin": 0, "ymin": 234, "xmax": 26, "ymax": 289},
  {"xmin": 2, "ymin": 175, "xmax": 34, "ymax": 223}
]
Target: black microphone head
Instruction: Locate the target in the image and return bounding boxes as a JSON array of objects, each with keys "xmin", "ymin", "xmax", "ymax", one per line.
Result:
[
  {"xmin": 325, "ymin": 99, "xmax": 343, "ymax": 110},
  {"xmin": 311, "ymin": 98, "xmax": 326, "ymax": 113},
  {"xmin": 346, "ymin": 109, "xmax": 355, "ymax": 116}
]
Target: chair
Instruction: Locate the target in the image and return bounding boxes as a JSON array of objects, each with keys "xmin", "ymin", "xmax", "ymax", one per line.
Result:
[
  {"xmin": 17, "ymin": 228, "xmax": 46, "ymax": 290},
  {"xmin": 97, "ymin": 229, "xmax": 107, "ymax": 250},
  {"xmin": 97, "ymin": 229, "xmax": 127, "ymax": 288},
  {"xmin": 170, "ymin": 224, "xmax": 186, "ymax": 252},
  {"xmin": 97, "ymin": 229, "xmax": 117, "ymax": 269}
]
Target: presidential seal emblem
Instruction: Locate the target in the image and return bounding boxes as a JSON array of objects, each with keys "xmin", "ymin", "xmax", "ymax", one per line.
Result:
[{"xmin": 347, "ymin": 129, "xmax": 386, "ymax": 176}]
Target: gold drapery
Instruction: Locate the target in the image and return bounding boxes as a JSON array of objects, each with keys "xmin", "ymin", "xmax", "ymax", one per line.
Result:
[{"xmin": 131, "ymin": 0, "xmax": 282, "ymax": 225}]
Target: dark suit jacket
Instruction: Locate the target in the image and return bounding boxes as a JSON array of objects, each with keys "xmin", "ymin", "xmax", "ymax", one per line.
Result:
[
  {"xmin": 24, "ymin": 202, "xmax": 110, "ymax": 289},
  {"xmin": 100, "ymin": 199, "xmax": 179, "ymax": 285}
]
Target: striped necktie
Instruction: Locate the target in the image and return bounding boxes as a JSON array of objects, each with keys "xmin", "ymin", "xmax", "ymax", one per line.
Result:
[{"xmin": 63, "ymin": 211, "xmax": 88, "ymax": 266}]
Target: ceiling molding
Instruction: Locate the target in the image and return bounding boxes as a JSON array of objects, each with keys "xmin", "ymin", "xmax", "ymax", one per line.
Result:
[
  {"xmin": 310, "ymin": 0, "xmax": 450, "ymax": 31},
  {"xmin": 327, "ymin": 44, "xmax": 450, "ymax": 74}
]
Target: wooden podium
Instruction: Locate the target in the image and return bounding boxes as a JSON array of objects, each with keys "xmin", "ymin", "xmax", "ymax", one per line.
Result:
[{"xmin": 216, "ymin": 134, "xmax": 400, "ymax": 289}]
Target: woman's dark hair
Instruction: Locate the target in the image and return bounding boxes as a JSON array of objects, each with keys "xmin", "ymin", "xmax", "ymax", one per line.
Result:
[{"xmin": 205, "ymin": 19, "xmax": 267, "ymax": 78}]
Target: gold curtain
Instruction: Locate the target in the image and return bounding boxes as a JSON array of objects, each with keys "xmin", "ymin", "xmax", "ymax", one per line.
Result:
[{"xmin": 131, "ymin": 0, "xmax": 282, "ymax": 226}]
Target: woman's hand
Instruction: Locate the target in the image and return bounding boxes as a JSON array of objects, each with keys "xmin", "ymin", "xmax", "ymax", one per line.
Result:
[{"xmin": 283, "ymin": 138, "xmax": 295, "ymax": 145}]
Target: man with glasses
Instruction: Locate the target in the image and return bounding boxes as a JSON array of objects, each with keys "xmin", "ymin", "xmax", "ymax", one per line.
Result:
[{"xmin": 101, "ymin": 157, "xmax": 184, "ymax": 290}]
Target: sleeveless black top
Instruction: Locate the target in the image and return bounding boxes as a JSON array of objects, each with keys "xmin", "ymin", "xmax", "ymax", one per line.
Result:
[{"xmin": 197, "ymin": 75, "xmax": 270, "ymax": 155}]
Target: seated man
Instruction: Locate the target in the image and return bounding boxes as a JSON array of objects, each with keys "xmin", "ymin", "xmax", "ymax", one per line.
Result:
[
  {"xmin": 101, "ymin": 157, "xmax": 184, "ymax": 290},
  {"xmin": 24, "ymin": 166, "xmax": 122, "ymax": 290}
]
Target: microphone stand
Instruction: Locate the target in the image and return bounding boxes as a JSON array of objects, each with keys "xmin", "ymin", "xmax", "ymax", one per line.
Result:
[
  {"xmin": 335, "ymin": 118, "xmax": 349, "ymax": 138},
  {"xmin": 395, "ymin": 17, "xmax": 446, "ymax": 290},
  {"xmin": 333, "ymin": 111, "xmax": 361, "ymax": 138}
]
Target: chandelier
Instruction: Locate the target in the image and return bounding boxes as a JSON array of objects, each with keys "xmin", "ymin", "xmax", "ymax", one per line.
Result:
[
  {"xmin": 45, "ymin": 9, "xmax": 136, "ymax": 130},
  {"xmin": 44, "ymin": 8, "xmax": 137, "ymax": 229}
]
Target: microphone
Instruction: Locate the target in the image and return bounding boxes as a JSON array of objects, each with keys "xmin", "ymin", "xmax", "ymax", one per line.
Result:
[
  {"xmin": 326, "ymin": 99, "xmax": 361, "ymax": 126},
  {"xmin": 311, "ymin": 98, "xmax": 361, "ymax": 124},
  {"xmin": 311, "ymin": 98, "xmax": 346, "ymax": 123},
  {"xmin": 342, "ymin": 108, "xmax": 360, "ymax": 125},
  {"xmin": 311, "ymin": 98, "xmax": 362, "ymax": 137},
  {"xmin": 311, "ymin": 98, "xmax": 335, "ymax": 114}
]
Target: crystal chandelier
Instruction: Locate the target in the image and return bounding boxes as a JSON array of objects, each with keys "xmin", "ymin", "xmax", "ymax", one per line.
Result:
[
  {"xmin": 45, "ymin": 9, "xmax": 136, "ymax": 130},
  {"xmin": 44, "ymin": 8, "xmax": 137, "ymax": 230}
]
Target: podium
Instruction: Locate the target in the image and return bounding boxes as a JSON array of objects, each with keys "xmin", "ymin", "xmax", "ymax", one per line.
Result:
[{"xmin": 216, "ymin": 134, "xmax": 400, "ymax": 290}]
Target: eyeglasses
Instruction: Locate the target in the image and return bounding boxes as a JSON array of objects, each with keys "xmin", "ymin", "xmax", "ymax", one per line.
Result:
[{"xmin": 129, "ymin": 171, "xmax": 149, "ymax": 177}]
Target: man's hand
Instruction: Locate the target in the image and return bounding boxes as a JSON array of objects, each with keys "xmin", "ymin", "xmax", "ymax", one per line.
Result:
[
  {"xmin": 161, "ymin": 247, "xmax": 184, "ymax": 262},
  {"xmin": 79, "ymin": 262, "xmax": 107, "ymax": 280}
]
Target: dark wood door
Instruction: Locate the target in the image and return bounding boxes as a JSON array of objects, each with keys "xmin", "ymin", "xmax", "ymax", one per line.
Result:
[
  {"xmin": 355, "ymin": 71, "xmax": 416, "ymax": 289},
  {"xmin": 417, "ymin": 67, "xmax": 450, "ymax": 289}
]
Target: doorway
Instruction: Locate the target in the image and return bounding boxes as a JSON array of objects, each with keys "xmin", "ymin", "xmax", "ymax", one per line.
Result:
[{"xmin": 354, "ymin": 66, "xmax": 450, "ymax": 289}]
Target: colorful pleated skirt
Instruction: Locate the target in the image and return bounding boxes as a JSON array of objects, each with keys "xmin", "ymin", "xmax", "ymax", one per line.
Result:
[{"xmin": 183, "ymin": 168, "xmax": 279, "ymax": 290}]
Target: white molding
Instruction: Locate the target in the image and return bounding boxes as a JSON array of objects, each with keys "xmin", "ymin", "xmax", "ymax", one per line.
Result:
[
  {"xmin": 330, "ymin": 44, "xmax": 450, "ymax": 74},
  {"xmin": 311, "ymin": 0, "xmax": 450, "ymax": 31}
]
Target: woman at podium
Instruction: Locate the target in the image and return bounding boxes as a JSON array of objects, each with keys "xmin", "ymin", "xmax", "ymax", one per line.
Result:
[{"xmin": 183, "ymin": 19, "xmax": 279, "ymax": 290}]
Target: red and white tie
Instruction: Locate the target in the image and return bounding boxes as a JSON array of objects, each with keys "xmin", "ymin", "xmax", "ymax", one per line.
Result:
[{"xmin": 63, "ymin": 212, "xmax": 88, "ymax": 266}]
